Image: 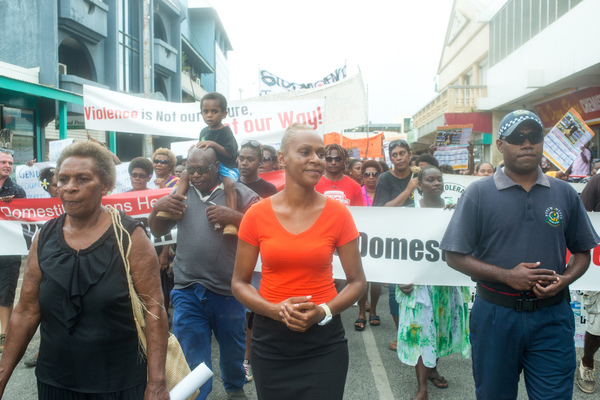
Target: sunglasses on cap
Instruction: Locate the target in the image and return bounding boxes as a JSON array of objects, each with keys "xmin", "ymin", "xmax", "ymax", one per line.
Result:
[
  {"xmin": 389, "ymin": 140, "xmax": 408, "ymax": 150},
  {"xmin": 363, "ymin": 172, "xmax": 379, "ymax": 178},
  {"xmin": 325, "ymin": 156, "xmax": 343, "ymax": 163},
  {"xmin": 504, "ymin": 130, "xmax": 544, "ymax": 146},
  {"xmin": 241, "ymin": 140, "xmax": 261, "ymax": 147},
  {"xmin": 0, "ymin": 148, "xmax": 14, "ymax": 155},
  {"xmin": 130, "ymin": 172, "xmax": 149, "ymax": 179},
  {"xmin": 187, "ymin": 161, "xmax": 216, "ymax": 176},
  {"xmin": 153, "ymin": 159, "xmax": 169, "ymax": 165}
]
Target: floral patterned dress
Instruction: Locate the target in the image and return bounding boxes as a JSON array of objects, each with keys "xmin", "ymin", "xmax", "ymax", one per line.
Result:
[
  {"xmin": 396, "ymin": 285, "xmax": 470, "ymax": 367},
  {"xmin": 395, "ymin": 200, "xmax": 471, "ymax": 367}
]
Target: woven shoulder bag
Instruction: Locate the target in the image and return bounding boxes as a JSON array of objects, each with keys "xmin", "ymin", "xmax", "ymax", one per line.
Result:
[{"xmin": 109, "ymin": 208, "xmax": 199, "ymax": 399}]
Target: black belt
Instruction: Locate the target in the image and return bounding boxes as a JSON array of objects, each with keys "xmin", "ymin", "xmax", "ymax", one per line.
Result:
[{"xmin": 476, "ymin": 284, "xmax": 565, "ymax": 312}]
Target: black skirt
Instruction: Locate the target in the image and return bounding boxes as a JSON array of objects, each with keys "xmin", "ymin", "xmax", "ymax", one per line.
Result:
[
  {"xmin": 37, "ymin": 380, "xmax": 146, "ymax": 400},
  {"xmin": 251, "ymin": 314, "xmax": 348, "ymax": 400}
]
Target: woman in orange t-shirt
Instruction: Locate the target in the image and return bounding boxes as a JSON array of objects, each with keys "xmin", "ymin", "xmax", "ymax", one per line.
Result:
[{"xmin": 233, "ymin": 123, "xmax": 366, "ymax": 400}]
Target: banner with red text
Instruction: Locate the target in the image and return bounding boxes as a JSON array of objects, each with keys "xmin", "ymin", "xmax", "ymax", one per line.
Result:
[
  {"xmin": 0, "ymin": 189, "xmax": 176, "ymax": 254},
  {"xmin": 84, "ymin": 85, "xmax": 203, "ymax": 138},
  {"xmin": 223, "ymin": 99, "xmax": 324, "ymax": 144},
  {"xmin": 248, "ymin": 74, "xmax": 368, "ymax": 135},
  {"xmin": 1, "ymin": 186, "xmax": 599, "ymax": 289},
  {"xmin": 84, "ymin": 85, "xmax": 325, "ymax": 144}
]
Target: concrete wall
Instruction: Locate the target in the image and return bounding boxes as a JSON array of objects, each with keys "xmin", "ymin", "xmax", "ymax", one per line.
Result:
[
  {"xmin": 215, "ymin": 42, "xmax": 229, "ymax": 96},
  {"xmin": 0, "ymin": 0, "xmax": 59, "ymax": 87},
  {"xmin": 183, "ymin": 9, "xmax": 217, "ymax": 92},
  {"xmin": 0, "ymin": 1, "xmax": 44, "ymax": 69},
  {"xmin": 437, "ymin": 0, "xmax": 489, "ymax": 89},
  {"xmin": 483, "ymin": 0, "xmax": 600, "ymax": 110}
]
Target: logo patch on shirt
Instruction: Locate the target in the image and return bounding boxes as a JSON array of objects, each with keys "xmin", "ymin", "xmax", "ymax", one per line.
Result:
[{"xmin": 545, "ymin": 207, "xmax": 563, "ymax": 227}]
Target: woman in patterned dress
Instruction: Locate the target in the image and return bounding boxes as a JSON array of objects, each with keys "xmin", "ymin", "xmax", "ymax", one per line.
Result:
[{"xmin": 396, "ymin": 165, "xmax": 470, "ymax": 400}]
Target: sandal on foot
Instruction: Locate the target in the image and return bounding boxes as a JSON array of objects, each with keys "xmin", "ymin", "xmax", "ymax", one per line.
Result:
[
  {"xmin": 369, "ymin": 314, "xmax": 380, "ymax": 326},
  {"xmin": 354, "ymin": 318, "xmax": 366, "ymax": 331},
  {"xmin": 428, "ymin": 376, "xmax": 449, "ymax": 389},
  {"xmin": 389, "ymin": 340, "xmax": 397, "ymax": 351}
]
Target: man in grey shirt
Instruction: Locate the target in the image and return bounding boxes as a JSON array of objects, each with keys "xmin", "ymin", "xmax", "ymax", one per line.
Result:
[{"xmin": 149, "ymin": 147, "xmax": 259, "ymax": 400}]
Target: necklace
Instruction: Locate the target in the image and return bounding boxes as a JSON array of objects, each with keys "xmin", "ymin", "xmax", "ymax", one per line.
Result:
[{"xmin": 326, "ymin": 174, "xmax": 344, "ymax": 189}]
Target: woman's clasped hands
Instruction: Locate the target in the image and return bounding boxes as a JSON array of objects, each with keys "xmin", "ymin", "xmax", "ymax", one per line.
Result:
[{"xmin": 276, "ymin": 295, "xmax": 324, "ymax": 332}]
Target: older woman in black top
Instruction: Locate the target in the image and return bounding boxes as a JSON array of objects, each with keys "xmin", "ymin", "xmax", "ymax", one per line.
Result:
[{"xmin": 0, "ymin": 141, "xmax": 169, "ymax": 400}]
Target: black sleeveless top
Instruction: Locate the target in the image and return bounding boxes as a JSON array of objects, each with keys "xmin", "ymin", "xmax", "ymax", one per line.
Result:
[{"xmin": 35, "ymin": 212, "xmax": 147, "ymax": 392}]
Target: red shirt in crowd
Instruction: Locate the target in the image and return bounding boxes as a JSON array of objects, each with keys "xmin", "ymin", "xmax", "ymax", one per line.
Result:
[{"xmin": 315, "ymin": 175, "xmax": 365, "ymax": 206}]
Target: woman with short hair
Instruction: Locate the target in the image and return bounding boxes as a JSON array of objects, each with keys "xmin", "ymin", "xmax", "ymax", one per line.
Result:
[
  {"xmin": 396, "ymin": 165, "xmax": 470, "ymax": 400},
  {"xmin": 354, "ymin": 160, "xmax": 383, "ymax": 331},
  {"xmin": 475, "ymin": 162, "xmax": 494, "ymax": 177},
  {"xmin": 38, "ymin": 167, "xmax": 58, "ymax": 198},
  {"xmin": 128, "ymin": 156, "xmax": 154, "ymax": 191},
  {"xmin": 259, "ymin": 145, "xmax": 278, "ymax": 173},
  {"xmin": 232, "ymin": 123, "xmax": 366, "ymax": 399},
  {"xmin": 152, "ymin": 148, "xmax": 179, "ymax": 188}
]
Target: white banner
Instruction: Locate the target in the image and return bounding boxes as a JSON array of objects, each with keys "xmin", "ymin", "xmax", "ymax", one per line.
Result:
[
  {"xmin": 331, "ymin": 208, "xmax": 600, "ymax": 290},
  {"xmin": 251, "ymin": 74, "xmax": 368, "ymax": 134},
  {"xmin": 1, "ymin": 188, "xmax": 600, "ymax": 289},
  {"xmin": 224, "ymin": 99, "xmax": 325, "ymax": 144},
  {"xmin": 83, "ymin": 85, "xmax": 202, "ymax": 139},
  {"xmin": 83, "ymin": 85, "xmax": 326, "ymax": 145},
  {"xmin": 259, "ymin": 65, "xmax": 347, "ymax": 95}
]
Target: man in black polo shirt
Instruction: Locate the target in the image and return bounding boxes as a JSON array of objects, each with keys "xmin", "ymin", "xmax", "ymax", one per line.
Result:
[
  {"xmin": 441, "ymin": 110, "xmax": 600, "ymax": 399},
  {"xmin": 0, "ymin": 147, "xmax": 26, "ymax": 352}
]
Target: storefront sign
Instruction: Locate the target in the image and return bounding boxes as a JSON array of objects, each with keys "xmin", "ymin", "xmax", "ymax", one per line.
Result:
[{"xmin": 534, "ymin": 87, "xmax": 600, "ymax": 128}]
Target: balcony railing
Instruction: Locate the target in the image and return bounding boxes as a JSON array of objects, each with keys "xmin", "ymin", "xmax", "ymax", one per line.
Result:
[
  {"xmin": 413, "ymin": 85, "xmax": 487, "ymax": 130},
  {"xmin": 181, "ymin": 70, "xmax": 206, "ymax": 101},
  {"xmin": 58, "ymin": 0, "xmax": 108, "ymax": 43},
  {"xmin": 154, "ymin": 39, "xmax": 178, "ymax": 76}
]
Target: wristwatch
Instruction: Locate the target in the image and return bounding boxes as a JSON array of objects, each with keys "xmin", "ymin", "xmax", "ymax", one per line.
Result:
[{"xmin": 318, "ymin": 303, "xmax": 333, "ymax": 326}]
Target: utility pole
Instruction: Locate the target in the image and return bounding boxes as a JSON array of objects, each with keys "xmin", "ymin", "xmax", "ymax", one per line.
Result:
[
  {"xmin": 142, "ymin": 0, "xmax": 153, "ymax": 157},
  {"xmin": 365, "ymin": 84, "xmax": 369, "ymax": 158}
]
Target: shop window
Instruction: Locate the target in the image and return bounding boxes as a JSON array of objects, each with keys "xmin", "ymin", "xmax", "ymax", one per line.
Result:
[
  {"xmin": 490, "ymin": 0, "xmax": 584, "ymax": 67},
  {"xmin": 118, "ymin": 0, "xmax": 140, "ymax": 92},
  {"xmin": 1, "ymin": 107, "xmax": 35, "ymax": 164}
]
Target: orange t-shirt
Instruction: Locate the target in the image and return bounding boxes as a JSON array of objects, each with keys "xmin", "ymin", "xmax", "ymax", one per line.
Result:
[{"xmin": 238, "ymin": 197, "xmax": 359, "ymax": 305}]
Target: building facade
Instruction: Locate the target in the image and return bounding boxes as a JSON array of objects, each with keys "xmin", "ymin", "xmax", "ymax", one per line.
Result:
[
  {"xmin": 0, "ymin": 0, "xmax": 231, "ymax": 162},
  {"xmin": 412, "ymin": 0, "xmax": 598, "ymax": 167}
]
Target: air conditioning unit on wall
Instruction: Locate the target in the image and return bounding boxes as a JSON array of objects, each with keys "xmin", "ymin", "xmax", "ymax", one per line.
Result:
[{"xmin": 58, "ymin": 63, "xmax": 67, "ymax": 75}]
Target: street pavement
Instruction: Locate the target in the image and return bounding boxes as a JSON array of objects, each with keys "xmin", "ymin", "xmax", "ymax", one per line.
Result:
[{"xmin": 3, "ymin": 285, "xmax": 600, "ymax": 399}]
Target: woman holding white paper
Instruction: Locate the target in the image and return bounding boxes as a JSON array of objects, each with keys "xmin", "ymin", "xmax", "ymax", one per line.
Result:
[{"xmin": 0, "ymin": 141, "xmax": 169, "ymax": 400}]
